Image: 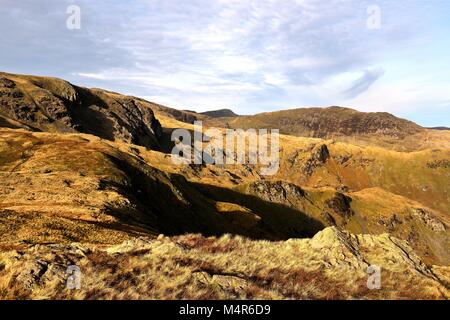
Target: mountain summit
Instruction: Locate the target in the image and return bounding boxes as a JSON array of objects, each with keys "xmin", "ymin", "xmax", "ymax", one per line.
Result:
[
  {"xmin": 205, "ymin": 106, "xmax": 422, "ymax": 139},
  {"xmin": 201, "ymin": 108, "xmax": 239, "ymax": 118}
]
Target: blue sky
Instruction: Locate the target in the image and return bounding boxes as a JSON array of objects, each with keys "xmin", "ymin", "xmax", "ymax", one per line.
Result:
[{"xmin": 1, "ymin": 0, "xmax": 449, "ymax": 126}]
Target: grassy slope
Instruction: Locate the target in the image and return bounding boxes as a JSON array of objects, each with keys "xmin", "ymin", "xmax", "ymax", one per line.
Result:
[
  {"xmin": 0, "ymin": 227, "xmax": 448, "ymax": 300},
  {"xmin": 0, "ymin": 72, "xmax": 449, "ymax": 270},
  {"xmin": 141, "ymin": 113, "xmax": 450, "ymax": 265},
  {"xmin": 204, "ymin": 106, "xmax": 450, "ymax": 152},
  {"xmin": 0, "ymin": 128, "xmax": 327, "ymax": 244},
  {"xmin": 274, "ymin": 134, "xmax": 450, "ymax": 214},
  {"xmin": 0, "ymin": 75, "xmax": 449, "ymax": 300},
  {"xmin": 148, "ymin": 114, "xmax": 450, "ymax": 217}
]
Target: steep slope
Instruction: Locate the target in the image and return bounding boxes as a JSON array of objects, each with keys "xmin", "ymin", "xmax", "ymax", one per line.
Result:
[
  {"xmin": 0, "ymin": 72, "xmax": 162, "ymax": 149},
  {"xmin": 232, "ymin": 181, "xmax": 449, "ymax": 265},
  {"xmin": 3, "ymin": 72, "xmax": 447, "ymax": 152},
  {"xmin": 0, "ymin": 128, "xmax": 326, "ymax": 244},
  {"xmin": 275, "ymin": 135, "xmax": 450, "ymax": 215},
  {"xmin": 3, "ymin": 127, "xmax": 448, "ymax": 265},
  {"xmin": 139, "ymin": 121, "xmax": 450, "ymax": 220},
  {"xmin": 1, "ymin": 71, "xmax": 449, "ymax": 272},
  {"xmin": 127, "ymin": 117, "xmax": 450, "ymax": 265}
]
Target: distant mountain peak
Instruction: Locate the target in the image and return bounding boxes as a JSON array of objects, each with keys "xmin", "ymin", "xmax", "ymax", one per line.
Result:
[
  {"xmin": 428, "ymin": 126, "xmax": 450, "ymax": 131},
  {"xmin": 201, "ymin": 108, "xmax": 239, "ymax": 118},
  {"xmin": 205, "ymin": 106, "xmax": 423, "ymax": 139}
]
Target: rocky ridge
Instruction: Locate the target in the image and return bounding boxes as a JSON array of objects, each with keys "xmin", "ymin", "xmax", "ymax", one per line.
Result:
[{"xmin": 0, "ymin": 227, "xmax": 448, "ymax": 299}]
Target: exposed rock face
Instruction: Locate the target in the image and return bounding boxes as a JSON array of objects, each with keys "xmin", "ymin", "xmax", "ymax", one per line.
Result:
[
  {"xmin": 311, "ymin": 143, "xmax": 330, "ymax": 162},
  {"xmin": 412, "ymin": 208, "xmax": 446, "ymax": 232},
  {"xmin": 0, "ymin": 227, "xmax": 448, "ymax": 300},
  {"xmin": 302, "ymin": 143, "xmax": 330, "ymax": 175},
  {"xmin": 325, "ymin": 192, "xmax": 355, "ymax": 219},
  {"xmin": 321, "ymin": 212, "xmax": 337, "ymax": 226},
  {"xmin": 0, "ymin": 77, "xmax": 16, "ymax": 89},
  {"xmin": 245, "ymin": 181, "xmax": 306, "ymax": 205},
  {"xmin": 0, "ymin": 73, "xmax": 162, "ymax": 150}
]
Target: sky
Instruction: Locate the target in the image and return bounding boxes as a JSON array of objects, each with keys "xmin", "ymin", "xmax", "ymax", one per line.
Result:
[{"xmin": 0, "ymin": 0, "xmax": 449, "ymax": 126}]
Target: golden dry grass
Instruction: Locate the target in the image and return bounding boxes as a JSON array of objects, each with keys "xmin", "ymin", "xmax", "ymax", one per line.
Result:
[
  {"xmin": 0, "ymin": 227, "xmax": 448, "ymax": 300},
  {"xmin": 0, "ymin": 71, "xmax": 449, "ymax": 300},
  {"xmin": 0, "ymin": 127, "xmax": 448, "ymax": 266}
]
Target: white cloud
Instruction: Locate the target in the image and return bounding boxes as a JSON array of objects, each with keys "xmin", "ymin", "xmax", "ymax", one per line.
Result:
[
  {"xmin": 342, "ymin": 67, "xmax": 385, "ymax": 98},
  {"xmin": 1, "ymin": 0, "xmax": 449, "ymax": 125}
]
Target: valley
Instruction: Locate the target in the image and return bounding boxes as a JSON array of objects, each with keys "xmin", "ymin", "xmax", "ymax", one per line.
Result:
[{"xmin": 0, "ymin": 72, "xmax": 448, "ymax": 299}]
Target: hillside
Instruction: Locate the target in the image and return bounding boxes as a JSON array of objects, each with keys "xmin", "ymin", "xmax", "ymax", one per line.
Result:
[
  {"xmin": 0, "ymin": 128, "xmax": 327, "ymax": 243},
  {"xmin": 430, "ymin": 127, "xmax": 450, "ymax": 131},
  {"xmin": 201, "ymin": 109, "xmax": 239, "ymax": 118},
  {"xmin": 202, "ymin": 106, "xmax": 450, "ymax": 152},
  {"xmin": 2, "ymin": 72, "xmax": 448, "ymax": 152},
  {"xmin": 1, "ymin": 125, "xmax": 448, "ymax": 265},
  {"xmin": 0, "ymin": 72, "xmax": 449, "ymax": 300},
  {"xmin": 0, "ymin": 72, "xmax": 164, "ymax": 149},
  {"xmin": 205, "ymin": 106, "xmax": 422, "ymax": 137},
  {"xmin": 0, "ymin": 227, "xmax": 448, "ymax": 299}
]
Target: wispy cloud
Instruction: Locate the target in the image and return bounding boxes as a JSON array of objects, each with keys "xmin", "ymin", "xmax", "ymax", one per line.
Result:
[
  {"xmin": 0, "ymin": 0, "xmax": 449, "ymax": 125},
  {"xmin": 343, "ymin": 68, "xmax": 385, "ymax": 98}
]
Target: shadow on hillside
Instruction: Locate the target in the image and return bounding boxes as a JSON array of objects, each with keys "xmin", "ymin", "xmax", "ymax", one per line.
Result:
[
  {"xmin": 70, "ymin": 86, "xmax": 119, "ymax": 141},
  {"xmin": 159, "ymin": 127, "xmax": 177, "ymax": 153},
  {"xmin": 189, "ymin": 182, "xmax": 325, "ymax": 240},
  {"xmin": 159, "ymin": 127, "xmax": 198, "ymax": 154},
  {"xmin": 101, "ymin": 153, "xmax": 325, "ymax": 241}
]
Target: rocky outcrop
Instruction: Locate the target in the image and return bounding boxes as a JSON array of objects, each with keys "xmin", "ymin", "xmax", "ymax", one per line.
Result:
[
  {"xmin": 245, "ymin": 181, "xmax": 306, "ymax": 205},
  {"xmin": 0, "ymin": 77, "xmax": 16, "ymax": 89},
  {"xmin": 412, "ymin": 208, "xmax": 446, "ymax": 232},
  {"xmin": 0, "ymin": 72, "xmax": 162, "ymax": 150},
  {"xmin": 302, "ymin": 144, "xmax": 330, "ymax": 175},
  {"xmin": 311, "ymin": 143, "xmax": 330, "ymax": 162},
  {"xmin": 0, "ymin": 227, "xmax": 448, "ymax": 299},
  {"xmin": 324, "ymin": 192, "xmax": 355, "ymax": 219},
  {"xmin": 427, "ymin": 160, "xmax": 450, "ymax": 169}
]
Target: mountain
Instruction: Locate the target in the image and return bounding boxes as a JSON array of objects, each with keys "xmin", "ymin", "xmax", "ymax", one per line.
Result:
[
  {"xmin": 0, "ymin": 72, "xmax": 163, "ymax": 149},
  {"xmin": 1, "ymin": 126, "xmax": 448, "ymax": 265},
  {"xmin": 205, "ymin": 106, "xmax": 422, "ymax": 138},
  {"xmin": 0, "ymin": 127, "xmax": 327, "ymax": 243},
  {"xmin": 201, "ymin": 108, "xmax": 239, "ymax": 118},
  {"xmin": 429, "ymin": 126, "xmax": 450, "ymax": 131},
  {"xmin": 202, "ymin": 106, "xmax": 449, "ymax": 152},
  {"xmin": 0, "ymin": 71, "xmax": 449, "ymax": 299},
  {"xmin": 1, "ymin": 72, "xmax": 447, "ymax": 151}
]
